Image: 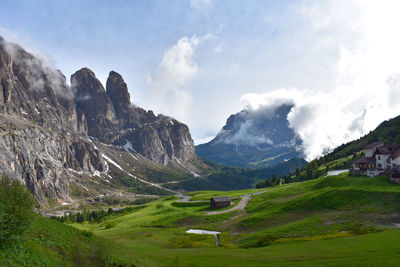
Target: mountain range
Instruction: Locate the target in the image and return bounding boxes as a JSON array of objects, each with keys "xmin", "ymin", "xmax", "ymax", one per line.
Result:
[
  {"xmin": 0, "ymin": 36, "xmax": 327, "ymax": 211},
  {"xmin": 0, "ymin": 36, "xmax": 200, "ymax": 206}
]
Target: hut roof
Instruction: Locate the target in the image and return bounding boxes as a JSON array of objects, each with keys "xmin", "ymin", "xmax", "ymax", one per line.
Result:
[
  {"xmin": 210, "ymin": 196, "xmax": 230, "ymax": 203},
  {"xmin": 364, "ymin": 141, "xmax": 384, "ymax": 149},
  {"xmin": 354, "ymin": 157, "xmax": 375, "ymax": 164}
]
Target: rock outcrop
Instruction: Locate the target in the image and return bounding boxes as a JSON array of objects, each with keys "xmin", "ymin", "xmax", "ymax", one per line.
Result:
[
  {"xmin": 0, "ymin": 37, "xmax": 195, "ymax": 205},
  {"xmin": 72, "ymin": 68, "xmax": 119, "ymax": 143},
  {"xmin": 72, "ymin": 68, "xmax": 195, "ymax": 165},
  {"xmin": 0, "ymin": 38, "xmax": 106, "ymax": 203},
  {"xmin": 106, "ymin": 71, "xmax": 133, "ymax": 124}
]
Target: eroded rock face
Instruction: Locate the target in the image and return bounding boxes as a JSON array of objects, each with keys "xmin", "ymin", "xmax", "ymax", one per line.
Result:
[
  {"xmin": 73, "ymin": 69, "xmax": 195, "ymax": 165},
  {"xmin": 106, "ymin": 71, "xmax": 132, "ymax": 122},
  {"xmin": 0, "ymin": 38, "xmax": 80, "ymax": 133},
  {"xmin": 0, "ymin": 37, "xmax": 195, "ymax": 204},
  {"xmin": 71, "ymin": 68, "xmax": 119, "ymax": 143},
  {"xmin": 0, "ymin": 125, "xmax": 106, "ymax": 203},
  {"xmin": 0, "ymin": 39, "xmax": 109, "ymax": 204}
]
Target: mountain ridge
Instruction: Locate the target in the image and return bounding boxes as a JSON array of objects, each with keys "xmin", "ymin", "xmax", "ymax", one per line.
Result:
[{"xmin": 0, "ymin": 36, "xmax": 197, "ymax": 206}]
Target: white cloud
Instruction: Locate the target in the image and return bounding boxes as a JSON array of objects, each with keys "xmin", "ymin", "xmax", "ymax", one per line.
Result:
[
  {"xmin": 222, "ymin": 119, "xmax": 274, "ymax": 147},
  {"xmin": 147, "ymin": 34, "xmax": 212, "ymax": 121},
  {"xmin": 240, "ymin": 1, "xmax": 400, "ymax": 160},
  {"xmin": 159, "ymin": 36, "xmax": 200, "ymax": 86},
  {"xmin": 1, "ymin": 35, "xmax": 73, "ymax": 99}
]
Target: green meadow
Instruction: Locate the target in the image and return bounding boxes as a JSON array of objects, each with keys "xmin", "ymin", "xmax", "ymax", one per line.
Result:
[
  {"xmin": 65, "ymin": 173, "xmax": 400, "ymax": 266},
  {"xmin": 0, "ymin": 215, "xmax": 117, "ymax": 266}
]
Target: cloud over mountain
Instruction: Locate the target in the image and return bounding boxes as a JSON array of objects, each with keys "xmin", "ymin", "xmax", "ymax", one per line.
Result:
[{"xmin": 239, "ymin": 0, "xmax": 400, "ymax": 161}]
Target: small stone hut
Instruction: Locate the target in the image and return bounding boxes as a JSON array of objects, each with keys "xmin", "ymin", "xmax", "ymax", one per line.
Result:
[{"xmin": 210, "ymin": 196, "xmax": 231, "ymax": 209}]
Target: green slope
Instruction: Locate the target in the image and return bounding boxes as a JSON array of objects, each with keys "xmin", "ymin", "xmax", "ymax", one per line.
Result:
[
  {"xmin": 67, "ymin": 173, "xmax": 400, "ymax": 266},
  {"xmin": 326, "ymin": 114, "xmax": 400, "ymax": 162},
  {"xmin": 0, "ymin": 213, "xmax": 132, "ymax": 266}
]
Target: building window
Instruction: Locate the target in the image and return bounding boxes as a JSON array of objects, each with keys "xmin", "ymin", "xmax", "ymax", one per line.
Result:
[
  {"xmin": 378, "ymin": 156, "xmax": 381, "ymax": 160},
  {"xmin": 378, "ymin": 163, "xmax": 382, "ymax": 168}
]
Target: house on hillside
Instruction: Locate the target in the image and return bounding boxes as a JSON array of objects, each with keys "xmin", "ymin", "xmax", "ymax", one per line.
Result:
[
  {"xmin": 210, "ymin": 196, "xmax": 231, "ymax": 209},
  {"xmin": 350, "ymin": 141, "xmax": 400, "ymax": 177}
]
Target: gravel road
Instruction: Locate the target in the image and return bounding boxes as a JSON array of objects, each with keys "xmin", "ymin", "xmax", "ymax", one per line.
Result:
[
  {"xmin": 204, "ymin": 185, "xmax": 293, "ymax": 216},
  {"xmin": 205, "ymin": 195, "xmax": 251, "ymax": 215}
]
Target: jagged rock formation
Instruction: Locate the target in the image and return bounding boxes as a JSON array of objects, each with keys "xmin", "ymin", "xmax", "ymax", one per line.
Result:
[
  {"xmin": 72, "ymin": 68, "xmax": 195, "ymax": 165},
  {"xmin": 0, "ymin": 37, "xmax": 107, "ymax": 203},
  {"xmin": 196, "ymin": 104, "xmax": 304, "ymax": 168},
  {"xmin": 106, "ymin": 71, "xmax": 132, "ymax": 124},
  {"xmin": 72, "ymin": 68, "xmax": 119, "ymax": 143},
  {"xmin": 0, "ymin": 36, "xmax": 195, "ymax": 205}
]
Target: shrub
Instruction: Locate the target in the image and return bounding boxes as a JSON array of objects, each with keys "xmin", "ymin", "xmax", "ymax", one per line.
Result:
[
  {"xmin": 70, "ymin": 238, "xmax": 114, "ymax": 267},
  {"xmin": 0, "ymin": 175, "xmax": 35, "ymax": 247},
  {"xmin": 256, "ymin": 234, "xmax": 279, "ymax": 247},
  {"xmin": 82, "ymin": 230, "xmax": 94, "ymax": 237},
  {"xmin": 104, "ymin": 221, "xmax": 116, "ymax": 229},
  {"xmin": 350, "ymin": 223, "xmax": 378, "ymax": 235}
]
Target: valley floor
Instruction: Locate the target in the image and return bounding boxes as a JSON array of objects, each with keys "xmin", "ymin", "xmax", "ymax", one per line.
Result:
[{"xmin": 69, "ymin": 173, "xmax": 400, "ymax": 266}]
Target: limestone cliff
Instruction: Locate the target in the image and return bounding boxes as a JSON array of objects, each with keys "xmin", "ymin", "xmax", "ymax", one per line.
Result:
[
  {"xmin": 0, "ymin": 37, "xmax": 195, "ymax": 206},
  {"xmin": 72, "ymin": 68, "xmax": 195, "ymax": 165}
]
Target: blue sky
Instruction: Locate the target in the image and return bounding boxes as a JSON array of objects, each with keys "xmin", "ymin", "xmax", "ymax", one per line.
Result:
[{"xmin": 2, "ymin": 0, "xmax": 400, "ymax": 159}]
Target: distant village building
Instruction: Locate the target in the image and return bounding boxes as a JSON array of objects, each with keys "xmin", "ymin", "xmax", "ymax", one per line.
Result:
[
  {"xmin": 210, "ymin": 196, "xmax": 231, "ymax": 209},
  {"xmin": 350, "ymin": 141, "xmax": 400, "ymax": 180}
]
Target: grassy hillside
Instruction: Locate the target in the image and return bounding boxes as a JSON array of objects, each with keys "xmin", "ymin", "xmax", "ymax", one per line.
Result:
[
  {"xmin": 0, "ymin": 213, "xmax": 131, "ymax": 266},
  {"xmin": 67, "ymin": 173, "xmax": 400, "ymax": 266}
]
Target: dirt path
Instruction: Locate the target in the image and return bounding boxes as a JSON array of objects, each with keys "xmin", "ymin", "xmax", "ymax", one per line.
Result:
[
  {"xmin": 205, "ymin": 195, "xmax": 251, "ymax": 215},
  {"xmin": 204, "ymin": 184, "xmax": 294, "ymax": 216}
]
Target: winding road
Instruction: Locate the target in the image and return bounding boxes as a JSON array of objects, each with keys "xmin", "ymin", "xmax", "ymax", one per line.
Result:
[
  {"xmin": 176, "ymin": 184, "xmax": 294, "ymax": 216},
  {"xmin": 205, "ymin": 195, "xmax": 252, "ymax": 215}
]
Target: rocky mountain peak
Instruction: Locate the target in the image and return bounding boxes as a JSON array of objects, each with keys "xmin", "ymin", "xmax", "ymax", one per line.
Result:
[
  {"xmin": 71, "ymin": 68, "xmax": 119, "ymax": 142},
  {"xmin": 217, "ymin": 104, "xmax": 296, "ymax": 146},
  {"xmin": 0, "ymin": 38, "xmax": 107, "ymax": 204},
  {"xmin": 106, "ymin": 70, "xmax": 132, "ymax": 121},
  {"xmin": 71, "ymin": 67, "xmax": 105, "ymax": 98},
  {"xmin": 196, "ymin": 104, "xmax": 304, "ymax": 168},
  {"xmin": 0, "ymin": 38, "xmax": 78, "ymax": 132},
  {"xmin": 0, "ymin": 37, "xmax": 197, "ymax": 205},
  {"xmin": 70, "ymin": 67, "xmax": 195, "ymax": 165}
]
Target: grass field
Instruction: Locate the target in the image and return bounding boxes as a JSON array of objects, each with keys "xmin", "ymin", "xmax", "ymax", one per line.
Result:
[
  {"xmin": 0, "ymin": 214, "xmax": 122, "ymax": 266},
  {"xmin": 68, "ymin": 173, "xmax": 400, "ymax": 266},
  {"xmin": 185, "ymin": 187, "xmax": 267, "ymax": 200}
]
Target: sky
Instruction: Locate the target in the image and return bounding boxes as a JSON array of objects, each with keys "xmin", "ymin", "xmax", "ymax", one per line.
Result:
[{"xmin": 1, "ymin": 0, "xmax": 400, "ymax": 160}]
